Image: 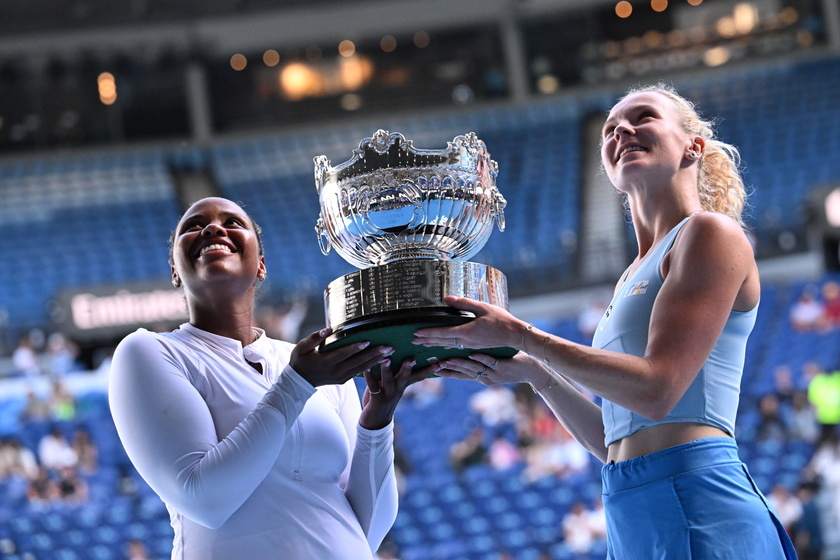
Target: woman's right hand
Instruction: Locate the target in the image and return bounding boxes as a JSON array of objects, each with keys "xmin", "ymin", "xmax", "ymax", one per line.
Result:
[{"xmin": 289, "ymin": 328, "xmax": 394, "ymax": 387}]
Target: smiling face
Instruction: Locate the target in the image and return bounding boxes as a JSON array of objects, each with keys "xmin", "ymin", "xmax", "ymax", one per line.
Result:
[
  {"xmin": 601, "ymin": 91, "xmax": 699, "ymax": 191},
  {"xmin": 170, "ymin": 197, "xmax": 266, "ymax": 295}
]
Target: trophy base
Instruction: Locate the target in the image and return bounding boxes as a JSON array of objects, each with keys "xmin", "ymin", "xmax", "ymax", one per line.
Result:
[
  {"xmin": 320, "ymin": 260, "xmax": 517, "ymax": 374},
  {"xmin": 321, "ymin": 307, "xmax": 518, "ymax": 374}
]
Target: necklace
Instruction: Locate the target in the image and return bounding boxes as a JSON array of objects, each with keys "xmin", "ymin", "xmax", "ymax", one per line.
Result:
[{"xmin": 251, "ymin": 328, "xmax": 260, "ymax": 344}]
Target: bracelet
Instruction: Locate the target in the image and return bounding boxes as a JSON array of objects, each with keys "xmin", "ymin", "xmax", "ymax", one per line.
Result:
[
  {"xmin": 541, "ymin": 336, "xmax": 551, "ymax": 365},
  {"xmin": 522, "ymin": 323, "xmax": 534, "ymax": 353},
  {"xmin": 532, "ymin": 376, "xmax": 554, "ymax": 394}
]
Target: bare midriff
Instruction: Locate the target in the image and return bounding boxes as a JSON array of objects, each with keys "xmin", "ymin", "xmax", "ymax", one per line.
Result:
[{"xmin": 607, "ymin": 422, "xmax": 730, "ymax": 464}]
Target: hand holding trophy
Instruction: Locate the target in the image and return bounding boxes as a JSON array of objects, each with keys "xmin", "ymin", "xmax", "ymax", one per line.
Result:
[{"xmin": 314, "ymin": 130, "xmax": 516, "ymax": 373}]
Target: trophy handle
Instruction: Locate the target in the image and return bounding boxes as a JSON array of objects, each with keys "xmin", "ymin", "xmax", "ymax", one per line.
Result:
[
  {"xmin": 493, "ymin": 192, "xmax": 506, "ymax": 232},
  {"xmin": 315, "ymin": 217, "xmax": 332, "ymax": 255},
  {"xmin": 313, "ymin": 155, "xmax": 330, "ymax": 194}
]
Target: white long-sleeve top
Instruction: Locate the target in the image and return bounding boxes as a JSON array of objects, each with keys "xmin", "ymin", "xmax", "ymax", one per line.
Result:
[{"xmin": 108, "ymin": 323, "xmax": 398, "ymax": 560}]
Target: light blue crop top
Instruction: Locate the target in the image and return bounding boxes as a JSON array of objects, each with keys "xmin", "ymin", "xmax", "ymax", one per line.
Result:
[{"xmin": 591, "ymin": 216, "xmax": 758, "ymax": 447}]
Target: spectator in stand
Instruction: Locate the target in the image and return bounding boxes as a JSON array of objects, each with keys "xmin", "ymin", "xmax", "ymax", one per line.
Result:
[
  {"xmin": 562, "ymin": 500, "xmax": 607, "ymax": 557},
  {"xmin": 257, "ymin": 297, "xmax": 309, "ymax": 343},
  {"xmin": 55, "ymin": 465, "xmax": 89, "ymax": 506},
  {"xmin": 790, "ymin": 286, "xmax": 824, "ymax": 332},
  {"xmin": 12, "ymin": 333, "xmax": 41, "ymax": 379},
  {"xmin": 789, "ymin": 390, "xmax": 820, "ymax": 444},
  {"xmin": 0, "ymin": 439, "xmax": 16, "ymax": 479},
  {"xmin": 487, "ymin": 434, "xmax": 521, "ymax": 471},
  {"xmin": 804, "ymin": 439, "xmax": 840, "ymax": 533},
  {"xmin": 449, "ymin": 427, "xmax": 488, "ymax": 473},
  {"xmin": 26, "ymin": 465, "xmax": 59, "ymax": 508},
  {"xmin": 792, "ymin": 482, "xmax": 824, "ymax": 560},
  {"xmin": 20, "ymin": 390, "xmax": 50, "ymax": 423},
  {"xmin": 517, "ymin": 399, "xmax": 559, "ymax": 449},
  {"xmin": 589, "ymin": 498, "xmax": 607, "ymax": 541},
  {"xmin": 577, "ymin": 298, "xmax": 608, "ymax": 342},
  {"xmin": 469, "ymin": 384, "xmax": 520, "ymax": 444},
  {"xmin": 0, "ymin": 437, "xmax": 38, "ymax": 481},
  {"xmin": 45, "ymin": 332, "xmax": 82, "ymax": 377},
  {"xmin": 772, "ymin": 365, "xmax": 796, "ymax": 409},
  {"xmin": 522, "ymin": 424, "xmax": 589, "ymax": 483},
  {"xmin": 401, "ymin": 376, "xmax": 445, "ymax": 409},
  {"xmin": 767, "ymin": 484, "xmax": 803, "ymax": 538},
  {"xmin": 127, "ymin": 539, "xmax": 152, "ymax": 560},
  {"xmin": 820, "ymin": 281, "xmax": 840, "ymax": 330},
  {"xmin": 70, "ymin": 427, "xmax": 99, "ymax": 475},
  {"xmin": 804, "ymin": 362, "xmax": 840, "ymax": 446},
  {"xmin": 754, "ymin": 393, "xmax": 790, "ymax": 441},
  {"xmin": 37, "ymin": 426, "xmax": 77, "ymax": 472},
  {"xmin": 47, "ymin": 379, "xmax": 76, "ymax": 421},
  {"xmin": 0, "ymin": 438, "xmax": 37, "ymax": 508}
]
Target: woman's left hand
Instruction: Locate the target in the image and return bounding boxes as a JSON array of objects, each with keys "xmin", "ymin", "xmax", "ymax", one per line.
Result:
[
  {"xmin": 359, "ymin": 358, "xmax": 428, "ymax": 430},
  {"xmin": 430, "ymin": 350, "xmax": 545, "ymax": 388}
]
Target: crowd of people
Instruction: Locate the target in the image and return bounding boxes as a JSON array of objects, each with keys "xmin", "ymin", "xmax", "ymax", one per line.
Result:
[
  {"xmin": 724, "ymin": 356, "xmax": 840, "ymax": 560},
  {"xmin": 448, "ymin": 383, "xmax": 595, "ymax": 486},
  {"xmin": 2, "ymin": 328, "xmax": 839, "ymax": 558},
  {"xmin": 3, "ymin": 298, "xmax": 311, "ymax": 380},
  {"xmin": 2, "ymin": 303, "xmax": 839, "ymax": 558},
  {"xmin": 1, "ymin": 369, "xmax": 833, "ymax": 559},
  {"xmin": 790, "ymin": 281, "xmax": 840, "ymax": 332},
  {"xmin": 443, "ymin": 381, "xmax": 607, "ymax": 556},
  {"xmin": 0, "ymin": 424, "xmax": 99, "ymax": 512},
  {"xmin": 8, "ymin": 332, "xmax": 85, "ymax": 380}
]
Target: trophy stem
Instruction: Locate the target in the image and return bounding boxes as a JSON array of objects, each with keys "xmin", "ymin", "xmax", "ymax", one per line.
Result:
[{"xmin": 321, "ymin": 260, "xmax": 516, "ymax": 372}]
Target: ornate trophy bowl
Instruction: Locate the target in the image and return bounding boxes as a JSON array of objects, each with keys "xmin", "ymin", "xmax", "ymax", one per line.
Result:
[{"xmin": 314, "ymin": 130, "xmax": 516, "ymax": 371}]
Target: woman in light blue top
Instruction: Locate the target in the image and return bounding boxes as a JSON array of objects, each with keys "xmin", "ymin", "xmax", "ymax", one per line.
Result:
[{"xmin": 413, "ymin": 84, "xmax": 797, "ymax": 558}]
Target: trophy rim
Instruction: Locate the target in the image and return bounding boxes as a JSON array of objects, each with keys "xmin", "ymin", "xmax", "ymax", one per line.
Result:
[
  {"xmin": 314, "ymin": 129, "xmax": 499, "ymax": 193},
  {"xmin": 314, "ymin": 130, "xmax": 507, "ymax": 269}
]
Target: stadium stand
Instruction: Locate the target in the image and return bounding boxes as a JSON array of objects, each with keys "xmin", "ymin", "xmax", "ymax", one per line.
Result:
[{"xmin": 2, "ymin": 50, "xmax": 840, "ymax": 560}]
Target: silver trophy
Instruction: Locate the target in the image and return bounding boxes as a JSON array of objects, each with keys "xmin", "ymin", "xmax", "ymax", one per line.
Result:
[{"xmin": 314, "ymin": 129, "xmax": 515, "ymax": 370}]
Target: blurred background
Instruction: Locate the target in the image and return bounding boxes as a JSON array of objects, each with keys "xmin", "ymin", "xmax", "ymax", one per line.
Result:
[{"xmin": 1, "ymin": 0, "xmax": 839, "ymax": 558}]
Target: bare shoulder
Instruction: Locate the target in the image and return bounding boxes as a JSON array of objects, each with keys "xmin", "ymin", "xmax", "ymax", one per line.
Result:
[
  {"xmin": 671, "ymin": 212, "xmax": 754, "ymax": 264},
  {"xmin": 669, "ymin": 211, "xmax": 759, "ymax": 310}
]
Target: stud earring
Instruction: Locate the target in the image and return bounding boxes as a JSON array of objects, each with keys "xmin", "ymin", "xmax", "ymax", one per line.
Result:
[
  {"xmin": 172, "ymin": 278, "xmax": 181, "ymax": 288},
  {"xmin": 688, "ymin": 150, "xmax": 699, "ymax": 159}
]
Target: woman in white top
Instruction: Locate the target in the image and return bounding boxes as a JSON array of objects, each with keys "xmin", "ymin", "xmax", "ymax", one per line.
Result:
[{"xmin": 109, "ymin": 197, "xmax": 423, "ymax": 560}]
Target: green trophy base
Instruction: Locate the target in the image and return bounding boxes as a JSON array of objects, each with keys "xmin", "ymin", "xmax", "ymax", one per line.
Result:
[{"xmin": 320, "ymin": 308, "xmax": 518, "ymax": 376}]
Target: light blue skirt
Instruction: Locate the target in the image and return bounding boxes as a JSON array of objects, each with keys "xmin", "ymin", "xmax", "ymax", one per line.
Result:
[{"xmin": 601, "ymin": 436, "xmax": 798, "ymax": 559}]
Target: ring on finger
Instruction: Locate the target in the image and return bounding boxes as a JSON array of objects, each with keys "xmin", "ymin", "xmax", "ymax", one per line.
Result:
[
  {"xmin": 473, "ymin": 371, "xmax": 483, "ymax": 380},
  {"xmin": 490, "ymin": 358, "xmax": 499, "ymax": 370},
  {"xmin": 369, "ymin": 388, "xmax": 382, "ymax": 395}
]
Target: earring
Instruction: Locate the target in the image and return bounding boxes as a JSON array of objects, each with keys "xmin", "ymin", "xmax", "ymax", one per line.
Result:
[
  {"xmin": 172, "ymin": 278, "xmax": 181, "ymax": 288},
  {"xmin": 688, "ymin": 150, "xmax": 699, "ymax": 159},
  {"xmin": 258, "ymin": 274, "xmax": 266, "ymax": 282}
]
